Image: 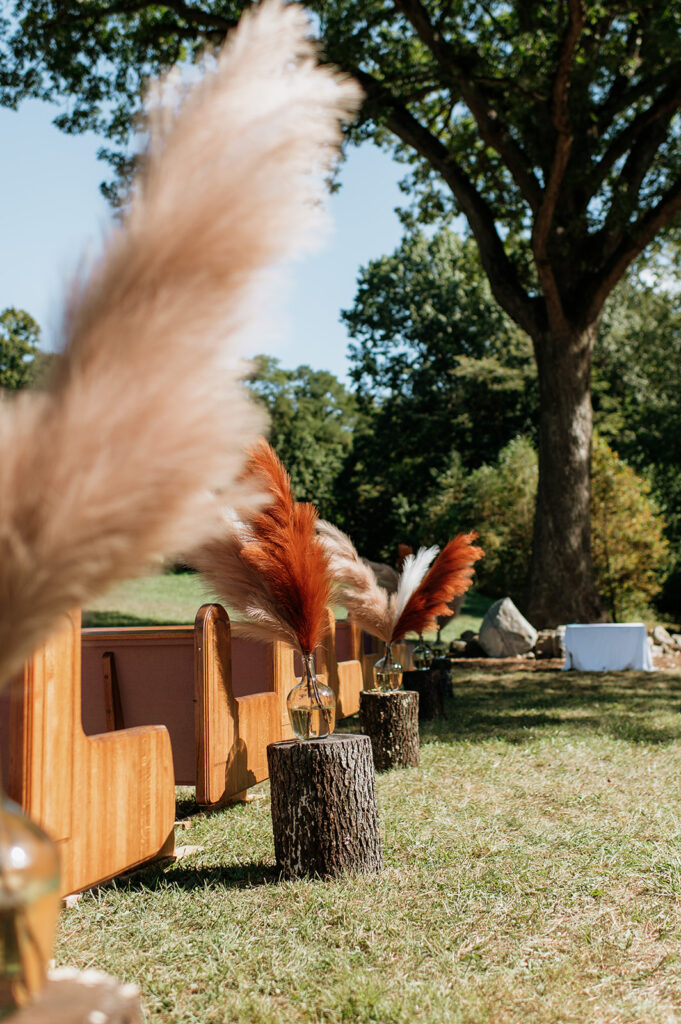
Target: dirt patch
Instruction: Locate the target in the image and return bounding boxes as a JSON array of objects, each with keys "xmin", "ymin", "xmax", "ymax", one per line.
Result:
[
  {"xmin": 450, "ymin": 656, "xmax": 563, "ymax": 672},
  {"xmin": 450, "ymin": 650, "xmax": 681, "ymax": 673}
]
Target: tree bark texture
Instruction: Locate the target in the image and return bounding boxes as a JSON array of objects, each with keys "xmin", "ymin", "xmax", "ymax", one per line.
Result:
[
  {"xmin": 403, "ymin": 665, "xmax": 449, "ymax": 720},
  {"xmin": 526, "ymin": 327, "xmax": 603, "ymax": 628},
  {"xmin": 267, "ymin": 734, "xmax": 383, "ymax": 879},
  {"xmin": 359, "ymin": 690, "xmax": 419, "ymax": 771}
]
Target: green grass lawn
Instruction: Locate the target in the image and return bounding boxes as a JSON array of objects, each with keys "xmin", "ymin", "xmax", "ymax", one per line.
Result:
[
  {"xmin": 83, "ymin": 572, "xmax": 493, "ymax": 636},
  {"xmin": 82, "ymin": 573, "xmax": 216, "ymax": 627},
  {"xmin": 58, "ymin": 666, "xmax": 681, "ymax": 1023}
]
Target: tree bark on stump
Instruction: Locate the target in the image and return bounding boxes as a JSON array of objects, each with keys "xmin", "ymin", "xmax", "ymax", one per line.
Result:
[
  {"xmin": 403, "ymin": 665, "xmax": 449, "ymax": 720},
  {"xmin": 267, "ymin": 734, "xmax": 383, "ymax": 879},
  {"xmin": 359, "ymin": 690, "xmax": 419, "ymax": 771}
]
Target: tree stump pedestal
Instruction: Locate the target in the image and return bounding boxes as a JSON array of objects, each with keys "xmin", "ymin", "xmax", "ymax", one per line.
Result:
[
  {"xmin": 267, "ymin": 734, "xmax": 383, "ymax": 878},
  {"xmin": 402, "ymin": 664, "xmax": 449, "ymax": 720},
  {"xmin": 359, "ymin": 690, "xmax": 419, "ymax": 771}
]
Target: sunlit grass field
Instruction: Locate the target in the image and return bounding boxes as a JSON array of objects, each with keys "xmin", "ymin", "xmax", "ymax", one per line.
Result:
[
  {"xmin": 83, "ymin": 572, "xmax": 492, "ymax": 639},
  {"xmin": 58, "ymin": 666, "xmax": 681, "ymax": 1023}
]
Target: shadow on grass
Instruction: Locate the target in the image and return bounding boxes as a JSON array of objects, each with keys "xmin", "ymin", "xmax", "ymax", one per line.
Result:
[
  {"xmin": 420, "ymin": 668, "xmax": 681, "ymax": 747},
  {"xmin": 114, "ymin": 859, "xmax": 279, "ymax": 893}
]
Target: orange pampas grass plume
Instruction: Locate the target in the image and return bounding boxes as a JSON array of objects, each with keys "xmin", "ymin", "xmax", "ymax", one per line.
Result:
[
  {"xmin": 0, "ymin": 0, "xmax": 361, "ymax": 687},
  {"xmin": 391, "ymin": 533, "xmax": 484, "ymax": 640},
  {"xmin": 192, "ymin": 440, "xmax": 333, "ymax": 656}
]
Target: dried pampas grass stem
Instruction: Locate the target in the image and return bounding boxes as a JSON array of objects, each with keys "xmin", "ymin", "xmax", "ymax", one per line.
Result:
[{"xmin": 0, "ymin": 0, "xmax": 361, "ymax": 686}]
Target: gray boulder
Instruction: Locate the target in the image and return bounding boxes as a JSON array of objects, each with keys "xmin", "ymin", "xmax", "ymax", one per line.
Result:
[{"xmin": 478, "ymin": 598, "xmax": 538, "ymax": 658}]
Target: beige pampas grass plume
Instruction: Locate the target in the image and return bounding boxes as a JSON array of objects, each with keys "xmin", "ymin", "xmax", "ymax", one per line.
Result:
[{"xmin": 0, "ymin": 0, "xmax": 362, "ymax": 687}]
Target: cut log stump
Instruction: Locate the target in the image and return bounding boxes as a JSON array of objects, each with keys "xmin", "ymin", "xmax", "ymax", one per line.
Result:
[
  {"xmin": 402, "ymin": 665, "xmax": 449, "ymax": 720},
  {"xmin": 432, "ymin": 657, "xmax": 454, "ymax": 690},
  {"xmin": 267, "ymin": 734, "xmax": 383, "ymax": 879},
  {"xmin": 359, "ymin": 690, "xmax": 419, "ymax": 771}
]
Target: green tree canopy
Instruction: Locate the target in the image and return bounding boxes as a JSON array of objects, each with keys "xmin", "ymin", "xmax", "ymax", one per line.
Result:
[
  {"xmin": 0, "ymin": 307, "xmax": 43, "ymax": 390},
  {"xmin": 592, "ymin": 266, "xmax": 681, "ymax": 613},
  {"xmin": 345, "ymin": 229, "xmax": 536, "ymax": 464},
  {"xmin": 246, "ymin": 355, "xmax": 360, "ymax": 519},
  {"xmin": 339, "ymin": 229, "xmax": 536, "ymax": 558},
  {"xmin": 425, "ymin": 434, "xmax": 668, "ymax": 621},
  {"xmin": 4, "ymin": 1, "xmax": 681, "ymax": 622},
  {"xmin": 590, "ymin": 434, "xmax": 669, "ymax": 622}
]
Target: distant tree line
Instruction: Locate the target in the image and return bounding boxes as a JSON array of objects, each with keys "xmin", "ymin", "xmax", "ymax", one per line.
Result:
[{"xmin": 0, "ymin": 308, "xmax": 53, "ymax": 390}]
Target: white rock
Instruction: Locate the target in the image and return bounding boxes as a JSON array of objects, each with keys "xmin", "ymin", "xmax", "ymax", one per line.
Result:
[{"xmin": 478, "ymin": 598, "xmax": 538, "ymax": 658}]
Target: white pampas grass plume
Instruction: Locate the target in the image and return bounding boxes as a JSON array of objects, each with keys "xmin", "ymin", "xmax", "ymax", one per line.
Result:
[
  {"xmin": 0, "ymin": 0, "xmax": 362, "ymax": 686},
  {"xmin": 391, "ymin": 547, "xmax": 439, "ymax": 622}
]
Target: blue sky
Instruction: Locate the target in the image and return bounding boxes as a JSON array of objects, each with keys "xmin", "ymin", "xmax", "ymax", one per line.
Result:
[{"xmin": 0, "ymin": 98, "xmax": 407, "ymax": 383}]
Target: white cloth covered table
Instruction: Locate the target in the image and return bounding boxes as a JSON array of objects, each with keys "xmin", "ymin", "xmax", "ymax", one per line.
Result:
[{"xmin": 563, "ymin": 623, "xmax": 653, "ymax": 672}]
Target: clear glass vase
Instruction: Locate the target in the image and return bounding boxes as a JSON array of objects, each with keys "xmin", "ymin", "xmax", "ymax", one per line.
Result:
[
  {"xmin": 373, "ymin": 642, "xmax": 403, "ymax": 692},
  {"xmin": 412, "ymin": 634, "xmax": 433, "ymax": 671},
  {"xmin": 0, "ymin": 786, "xmax": 61, "ymax": 1016},
  {"xmin": 287, "ymin": 653, "xmax": 336, "ymax": 741},
  {"xmin": 430, "ymin": 625, "xmax": 447, "ymax": 660}
]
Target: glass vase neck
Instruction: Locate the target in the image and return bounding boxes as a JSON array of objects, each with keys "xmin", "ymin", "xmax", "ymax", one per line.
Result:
[{"xmin": 302, "ymin": 651, "xmax": 316, "ymax": 676}]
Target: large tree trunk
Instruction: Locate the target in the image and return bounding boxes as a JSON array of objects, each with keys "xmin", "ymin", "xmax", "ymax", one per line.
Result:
[{"xmin": 526, "ymin": 325, "xmax": 603, "ymax": 628}]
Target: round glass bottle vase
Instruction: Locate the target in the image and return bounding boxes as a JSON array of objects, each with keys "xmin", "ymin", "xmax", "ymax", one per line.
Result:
[
  {"xmin": 287, "ymin": 653, "xmax": 336, "ymax": 741},
  {"xmin": 412, "ymin": 634, "xmax": 433, "ymax": 671},
  {"xmin": 373, "ymin": 642, "xmax": 403, "ymax": 692},
  {"xmin": 0, "ymin": 784, "xmax": 61, "ymax": 1017}
]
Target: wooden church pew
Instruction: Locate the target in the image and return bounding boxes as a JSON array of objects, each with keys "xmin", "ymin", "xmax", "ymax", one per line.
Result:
[
  {"xmin": 81, "ymin": 608, "xmax": 294, "ymax": 806},
  {"xmin": 0, "ymin": 602, "xmax": 411, "ymax": 896},
  {"xmin": 0, "ymin": 606, "xmax": 412, "ymax": 895},
  {"xmin": 193, "ymin": 604, "xmax": 291, "ymax": 803},
  {"xmin": 82, "ymin": 605, "xmax": 373, "ymax": 804},
  {"xmin": 1, "ymin": 610, "xmax": 175, "ymax": 896},
  {"xmin": 323, "ymin": 614, "xmax": 364, "ymax": 718}
]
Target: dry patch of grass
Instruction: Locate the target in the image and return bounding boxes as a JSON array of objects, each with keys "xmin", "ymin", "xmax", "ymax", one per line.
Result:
[{"xmin": 57, "ymin": 667, "xmax": 681, "ymax": 1022}]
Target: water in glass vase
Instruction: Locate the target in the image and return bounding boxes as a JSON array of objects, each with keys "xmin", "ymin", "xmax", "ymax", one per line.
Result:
[
  {"xmin": 286, "ymin": 652, "xmax": 336, "ymax": 742},
  {"xmin": 373, "ymin": 643, "xmax": 403, "ymax": 692},
  {"xmin": 288, "ymin": 704, "xmax": 336, "ymax": 741}
]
